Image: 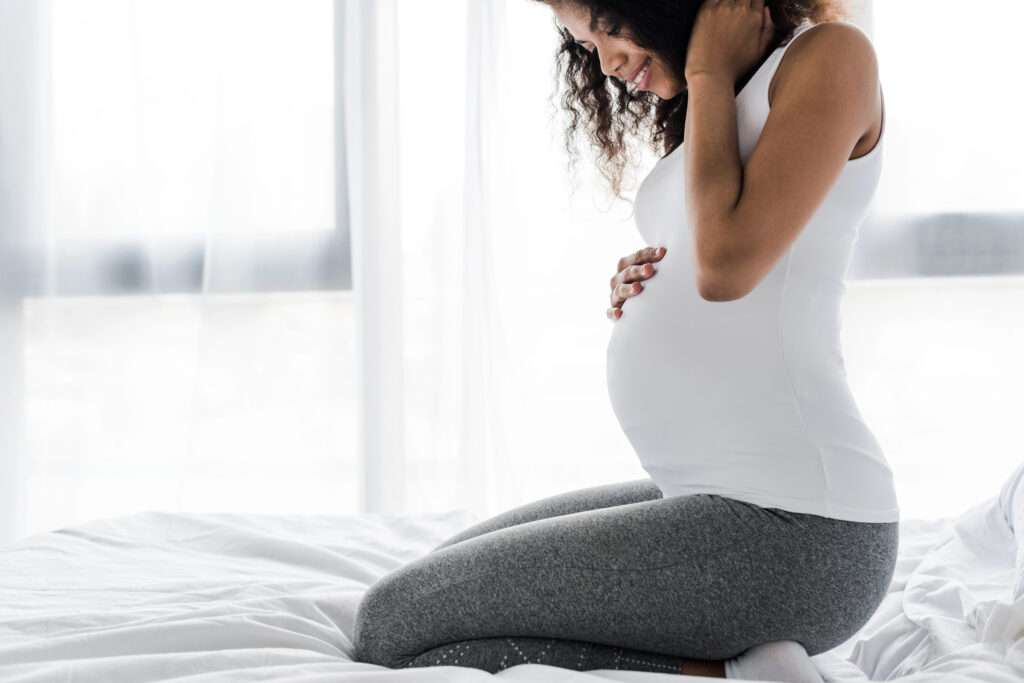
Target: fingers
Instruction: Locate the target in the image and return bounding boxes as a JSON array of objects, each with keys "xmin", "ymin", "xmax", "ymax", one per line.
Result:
[
  {"xmin": 757, "ymin": 3, "xmax": 774, "ymax": 49},
  {"xmin": 608, "ymin": 247, "xmax": 665, "ymax": 320},
  {"xmin": 711, "ymin": 0, "xmax": 763, "ymax": 8},
  {"xmin": 709, "ymin": 0, "xmax": 763, "ymax": 11},
  {"xmin": 614, "ymin": 246, "xmax": 664, "ymax": 277},
  {"xmin": 609, "ymin": 258, "xmax": 660, "ymax": 300},
  {"xmin": 609, "ymin": 281, "xmax": 636, "ymax": 310}
]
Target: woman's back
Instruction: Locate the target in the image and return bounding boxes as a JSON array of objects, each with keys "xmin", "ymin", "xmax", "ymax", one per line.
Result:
[{"xmin": 605, "ymin": 22, "xmax": 899, "ymax": 524}]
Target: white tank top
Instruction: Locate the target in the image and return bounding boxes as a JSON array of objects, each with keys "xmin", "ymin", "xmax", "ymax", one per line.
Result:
[{"xmin": 606, "ymin": 22, "xmax": 900, "ymax": 523}]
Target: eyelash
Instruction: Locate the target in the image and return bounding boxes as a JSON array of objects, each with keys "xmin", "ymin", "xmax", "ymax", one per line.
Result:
[{"xmin": 576, "ymin": 22, "xmax": 620, "ymax": 54}]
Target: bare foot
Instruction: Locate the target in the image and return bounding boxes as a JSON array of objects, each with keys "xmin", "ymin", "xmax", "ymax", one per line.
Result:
[{"xmin": 680, "ymin": 657, "xmax": 726, "ymax": 678}]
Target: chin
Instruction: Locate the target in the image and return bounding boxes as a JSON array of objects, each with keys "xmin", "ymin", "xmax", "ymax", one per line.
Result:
[
  {"xmin": 661, "ymin": 82, "xmax": 686, "ymax": 99},
  {"xmin": 650, "ymin": 77, "xmax": 684, "ymax": 100}
]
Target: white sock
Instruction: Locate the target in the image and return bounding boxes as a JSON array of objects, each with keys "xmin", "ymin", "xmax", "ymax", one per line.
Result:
[{"xmin": 724, "ymin": 641, "xmax": 823, "ymax": 683}]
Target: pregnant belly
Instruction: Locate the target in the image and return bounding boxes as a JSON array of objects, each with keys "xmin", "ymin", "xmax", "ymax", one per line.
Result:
[
  {"xmin": 605, "ymin": 258, "xmax": 700, "ymax": 429},
  {"xmin": 605, "ymin": 256, "xmax": 786, "ymax": 431}
]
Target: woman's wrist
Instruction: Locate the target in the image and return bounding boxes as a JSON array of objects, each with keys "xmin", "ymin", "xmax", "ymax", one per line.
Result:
[{"xmin": 682, "ymin": 70, "xmax": 734, "ymax": 91}]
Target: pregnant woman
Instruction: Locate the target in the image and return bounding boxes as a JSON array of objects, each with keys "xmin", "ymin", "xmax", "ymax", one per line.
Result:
[{"xmin": 352, "ymin": 1, "xmax": 899, "ymax": 679}]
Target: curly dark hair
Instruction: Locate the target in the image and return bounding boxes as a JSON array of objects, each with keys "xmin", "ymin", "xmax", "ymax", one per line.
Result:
[{"xmin": 530, "ymin": 0, "xmax": 854, "ymax": 204}]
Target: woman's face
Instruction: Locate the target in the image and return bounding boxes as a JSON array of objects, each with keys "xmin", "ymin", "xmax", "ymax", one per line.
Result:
[{"xmin": 551, "ymin": 2, "xmax": 685, "ymax": 100}]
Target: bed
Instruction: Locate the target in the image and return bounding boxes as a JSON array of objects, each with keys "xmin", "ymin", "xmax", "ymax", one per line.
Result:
[{"xmin": 2, "ymin": 464, "xmax": 1023, "ymax": 682}]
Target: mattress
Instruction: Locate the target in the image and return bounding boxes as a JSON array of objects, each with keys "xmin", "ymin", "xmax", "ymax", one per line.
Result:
[{"xmin": 2, "ymin": 465, "xmax": 1023, "ymax": 682}]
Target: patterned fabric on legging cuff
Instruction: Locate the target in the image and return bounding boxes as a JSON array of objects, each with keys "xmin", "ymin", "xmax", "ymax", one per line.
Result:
[{"xmin": 401, "ymin": 635, "xmax": 687, "ymax": 674}]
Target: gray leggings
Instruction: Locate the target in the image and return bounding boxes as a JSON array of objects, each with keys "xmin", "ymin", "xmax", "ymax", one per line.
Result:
[{"xmin": 352, "ymin": 478, "xmax": 899, "ymax": 673}]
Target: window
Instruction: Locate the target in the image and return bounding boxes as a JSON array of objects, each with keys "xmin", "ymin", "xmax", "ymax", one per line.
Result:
[
  {"xmin": 40, "ymin": 0, "xmax": 348, "ymax": 295},
  {"xmin": 849, "ymin": 0, "xmax": 1024, "ymax": 279}
]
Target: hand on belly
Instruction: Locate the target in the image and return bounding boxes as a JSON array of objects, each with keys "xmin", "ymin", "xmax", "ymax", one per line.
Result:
[{"xmin": 607, "ymin": 246, "xmax": 666, "ymax": 322}]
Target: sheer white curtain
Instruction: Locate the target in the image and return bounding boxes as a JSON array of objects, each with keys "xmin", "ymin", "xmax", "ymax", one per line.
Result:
[
  {"xmin": 844, "ymin": 0, "xmax": 1024, "ymax": 518},
  {"xmin": 3, "ymin": 0, "xmax": 1022, "ymax": 546},
  {"xmin": 0, "ymin": 0, "xmax": 356, "ymax": 545},
  {"xmin": 0, "ymin": 0, "xmax": 644, "ymax": 545},
  {"xmin": 357, "ymin": 0, "xmax": 1024, "ymax": 525},
  {"xmin": 352, "ymin": 0, "xmax": 653, "ymax": 520}
]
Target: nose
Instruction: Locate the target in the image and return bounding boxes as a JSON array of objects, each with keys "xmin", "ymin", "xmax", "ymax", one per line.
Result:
[{"xmin": 596, "ymin": 47, "xmax": 627, "ymax": 80}]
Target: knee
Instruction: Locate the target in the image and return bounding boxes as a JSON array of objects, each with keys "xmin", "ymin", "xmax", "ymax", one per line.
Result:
[{"xmin": 352, "ymin": 574, "xmax": 406, "ymax": 667}]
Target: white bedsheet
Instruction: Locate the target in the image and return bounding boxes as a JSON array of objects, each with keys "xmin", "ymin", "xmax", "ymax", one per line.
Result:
[{"xmin": 2, "ymin": 466, "xmax": 1023, "ymax": 682}]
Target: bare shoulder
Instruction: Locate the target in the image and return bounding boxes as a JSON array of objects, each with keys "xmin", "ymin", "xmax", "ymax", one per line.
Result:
[
  {"xmin": 770, "ymin": 21, "xmax": 879, "ymax": 106},
  {"xmin": 769, "ymin": 21, "xmax": 882, "ymax": 158}
]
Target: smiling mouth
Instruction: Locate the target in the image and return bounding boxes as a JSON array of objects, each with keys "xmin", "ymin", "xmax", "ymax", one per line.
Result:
[{"xmin": 628, "ymin": 57, "xmax": 652, "ymax": 86}]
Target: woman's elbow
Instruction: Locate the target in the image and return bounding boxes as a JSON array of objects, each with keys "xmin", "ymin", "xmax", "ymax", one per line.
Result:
[
  {"xmin": 695, "ymin": 247, "xmax": 756, "ymax": 302},
  {"xmin": 696, "ymin": 274, "xmax": 742, "ymax": 302}
]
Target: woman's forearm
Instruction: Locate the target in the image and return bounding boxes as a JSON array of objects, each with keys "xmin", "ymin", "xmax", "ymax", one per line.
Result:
[{"xmin": 682, "ymin": 73, "xmax": 745, "ymax": 283}]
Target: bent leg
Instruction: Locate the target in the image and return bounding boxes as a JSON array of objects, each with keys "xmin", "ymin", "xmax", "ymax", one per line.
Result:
[
  {"xmin": 355, "ymin": 491, "xmax": 715, "ymax": 673},
  {"xmin": 431, "ymin": 477, "xmax": 662, "ymax": 551},
  {"xmin": 353, "ymin": 492, "xmax": 899, "ymax": 673}
]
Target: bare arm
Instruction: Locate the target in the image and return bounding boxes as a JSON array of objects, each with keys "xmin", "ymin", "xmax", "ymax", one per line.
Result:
[{"xmin": 683, "ymin": 21, "xmax": 879, "ymax": 301}]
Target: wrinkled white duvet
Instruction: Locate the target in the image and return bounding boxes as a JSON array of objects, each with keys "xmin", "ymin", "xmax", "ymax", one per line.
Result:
[{"xmin": 2, "ymin": 465, "xmax": 1023, "ymax": 682}]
